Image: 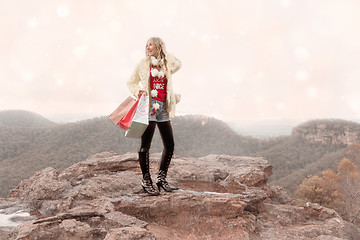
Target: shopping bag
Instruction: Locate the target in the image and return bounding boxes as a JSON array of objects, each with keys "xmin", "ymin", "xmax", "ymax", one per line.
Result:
[
  {"xmin": 118, "ymin": 98, "xmax": 140, "ymax": 131},
  {"xmin": 109, "ymin": 96, "xmax": 136, "ymax": 127},
  {"xmin": 125, "ymin": 93, "xmax": 149, "ymax": 138}
]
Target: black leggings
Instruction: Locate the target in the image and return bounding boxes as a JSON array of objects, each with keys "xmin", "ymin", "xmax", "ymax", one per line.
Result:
[{"xmin": 140, "ymin": 121, "xmax": 174, "ymax": 153}]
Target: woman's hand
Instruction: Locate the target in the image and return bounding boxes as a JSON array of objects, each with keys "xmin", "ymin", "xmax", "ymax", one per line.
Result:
[
  {"xmin": 138, "ymin": 90, "xmax": 147, "ymax": 98},
  {"xmin": 160, "ymin": 40, "xmax": 167, "ymax": 55}
]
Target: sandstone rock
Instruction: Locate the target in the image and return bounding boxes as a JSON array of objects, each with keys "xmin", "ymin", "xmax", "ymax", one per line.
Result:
[
  {"xmin": 9, "ymin": 207, "xmax": 149, "ymax": 240},
  {"xmin": 255, "ymin": 202, "xmax": 360, "ymax": 239},
  {"xmin": 0, "ymin": 226, "xmax": 13, "ymax": 240},
  {"xmin": 103, "ymin": 227, "xmax": 155, "ymax": 240},
  {"xmin": 256, "ymin": 203, "xmax": 307, "ymax": 229},
  {"xmin": 9, "ymin": 167, "xmax": 72, "ymax": 210},
  {"xmin": 0, "ymin": 198, "xmax": 35, "ymax": 239},
  {"xmin": 292, "ymin": 119, "xmax": 360, "ymax": 145},
  {"xmin": 172, "ymin": 154, "xmax": 273, "ymax": 188},
  {"xmin": 269, "ymin": 185, "xmax": 295, "ymax": 205},
  {"xmin": 303, "ymin": 202, "xmax": 340, "ymax": 220},
  {"xmin": 0, "ymin": 152, "xmax": 359, "ymax": 239},
  {"xmin": 113, "ymin": 190, "xmax": 250, "ymax": 239},
  {"xmin": 258, "ymin": 216, "xmax": 359, "ymax": 240}
]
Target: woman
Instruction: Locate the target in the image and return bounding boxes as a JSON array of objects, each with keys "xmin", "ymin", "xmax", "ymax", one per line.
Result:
[{"xmin": 127, "ymin": 37, "xmax": 181, "ymax": 196}]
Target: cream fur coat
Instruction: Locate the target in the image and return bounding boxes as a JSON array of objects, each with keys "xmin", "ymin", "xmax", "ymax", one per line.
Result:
[{"xmin": 127, "ymin": 53, "xmax": 182, "ymax": 118}]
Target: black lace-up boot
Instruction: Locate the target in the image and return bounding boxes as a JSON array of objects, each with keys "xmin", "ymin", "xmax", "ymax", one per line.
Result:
[
  {"xmin": 138, "ymin": 150, "xmax": 159, "ymax": 196},
  {"xmin": 156, "ymin": 148, "xmax": 178, "ymax": 192}
]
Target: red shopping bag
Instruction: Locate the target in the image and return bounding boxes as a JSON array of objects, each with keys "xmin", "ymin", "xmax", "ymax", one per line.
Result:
[
  {"xmin": 118, "ymin": 98, "xmax": 140, "ymax": 131},
  {"xmin": 109, "ymin": 96, "xmax": 136, "ymax": 126}
]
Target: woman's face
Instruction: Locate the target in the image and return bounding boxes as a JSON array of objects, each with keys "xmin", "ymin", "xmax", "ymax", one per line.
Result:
[{"xmin": 146, "ymin": 39, "xmax": 158, "ymax": 57}]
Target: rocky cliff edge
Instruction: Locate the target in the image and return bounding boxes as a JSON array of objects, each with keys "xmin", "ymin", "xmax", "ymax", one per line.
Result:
[
  {"xmin": 0, "ymin": 152, "xmax": 359, "ymax": 239},
  {"xmin": 292, "ymin": 119, "xmax": 360, "ymax": 145}
]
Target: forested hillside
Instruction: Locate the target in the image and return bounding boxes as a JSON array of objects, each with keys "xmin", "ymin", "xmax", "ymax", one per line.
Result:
[
  {"xmin": 252, "ymin": 119, "xmax": 360, "ymax": 195},
  {"xmin": 253, "ymin": 135, "xmax": 349, "ymax": 194},
  {"xmin": 0, "ymin": 111, "xmax": 259, "ymax": 197},
  {"xmin": 1, "ymin": 110, "xmax": 360, "ymax": 199}
]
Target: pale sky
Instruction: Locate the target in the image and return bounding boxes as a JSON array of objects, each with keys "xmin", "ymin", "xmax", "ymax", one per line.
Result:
[{"xmin": 1, "ymin": 0, "xmax": 360, "ymax": 123}]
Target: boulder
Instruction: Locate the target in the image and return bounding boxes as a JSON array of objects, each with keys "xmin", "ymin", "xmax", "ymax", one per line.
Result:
[{"xmin": 0, "ymin": 152, "xmax": 358, "ymax": 239}]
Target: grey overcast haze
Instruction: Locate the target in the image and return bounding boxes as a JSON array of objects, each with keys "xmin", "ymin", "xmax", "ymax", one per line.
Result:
[{"xmin": 1, "ymin": 0, "xmax": 360, "ymax": 124}]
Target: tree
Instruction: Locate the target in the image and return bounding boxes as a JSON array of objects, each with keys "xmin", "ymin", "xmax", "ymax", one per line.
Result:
[
  {"xmin": 295, "ymin": 172, "xmax": 343, "ymax": 210},
  {"xmin": 295, "ymin": 158, "xmax": 360, "ymax": 225},
  {"xmin": 337, "ymin": 158, "xmax": 360, "ymax": 223}
]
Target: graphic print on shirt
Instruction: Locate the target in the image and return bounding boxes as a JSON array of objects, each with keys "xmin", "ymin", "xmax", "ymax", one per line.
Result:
[
  {"xmin": 154, "ymin": 83, "xmax": 165, "ymax": 90},
  {"xmin": 150, "ymin": 66, "xmax": 167, "ymax": 103}
]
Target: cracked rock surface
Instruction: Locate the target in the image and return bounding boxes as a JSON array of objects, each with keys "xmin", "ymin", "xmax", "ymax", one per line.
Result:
[{"xmin": 0, "ymin": 152, "xmax": 359, "ymax": 239}]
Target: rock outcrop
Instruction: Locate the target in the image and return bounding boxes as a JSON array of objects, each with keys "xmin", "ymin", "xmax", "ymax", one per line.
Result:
[
  {"xmin": 0, "ymin": 152, "xmax": 359, "ymax": 239},
  {"xmin": 292, "ymin": 119, "xmax": 360, "ymax": 145}
]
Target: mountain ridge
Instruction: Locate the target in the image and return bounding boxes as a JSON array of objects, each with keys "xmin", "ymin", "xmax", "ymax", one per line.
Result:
[
  {"xmin": 292, "ymin": 118, "xmax": 360, "ymax": 145},
  {"xmin": 1, "ymin": 110, "xmax": 360, "ymax": 200},
  {"xmin": 0, "ymin": 110, "xmax": 57, "ymax": 128},
  {"xmin": 0, "ymin": 112, "xmax": 258, "ymax": 197}
]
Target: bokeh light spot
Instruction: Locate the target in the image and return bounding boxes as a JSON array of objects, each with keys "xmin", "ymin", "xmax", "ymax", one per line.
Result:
[
  {"xmin": 57, "ymin": 4, "xmax": 70, "ymax": 18},
  {"xmin": 307, "ymin": 87, "xmax": 318, "ymax": 97}
]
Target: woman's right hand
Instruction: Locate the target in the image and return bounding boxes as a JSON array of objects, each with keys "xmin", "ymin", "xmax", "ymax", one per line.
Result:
[
  {"xmin": 138, "ymin": 90, "xmax": 147, "ymax": 98},
  {"xmin": 160, "ymin": 40, "xmax": 167, "ymax": 55}
]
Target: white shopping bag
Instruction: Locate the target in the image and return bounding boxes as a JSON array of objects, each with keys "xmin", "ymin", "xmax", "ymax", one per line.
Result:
[{"xmin": 125, "ymin": 93, "xmax": 149, "ymax": 138}]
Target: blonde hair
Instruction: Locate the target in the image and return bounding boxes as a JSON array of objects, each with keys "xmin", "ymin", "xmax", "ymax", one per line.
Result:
[{"xmin": 146, "ymin": 37, "xmax": 167, "ymax": 70}]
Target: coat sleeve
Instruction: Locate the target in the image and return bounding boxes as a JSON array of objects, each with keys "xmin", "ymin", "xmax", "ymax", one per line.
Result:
[
  {"xmin": 126, "ymin": 63, "xmax": 142, "ymax": 97},
  {"xmin": 166, "ymin": 53, "xmax": 182, "ymax": 74}
]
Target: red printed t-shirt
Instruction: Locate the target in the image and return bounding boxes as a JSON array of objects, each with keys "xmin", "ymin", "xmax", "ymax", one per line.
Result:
[{"xmin": 150, "ymin": 67, "xmax": 167, "ymax": 103}]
